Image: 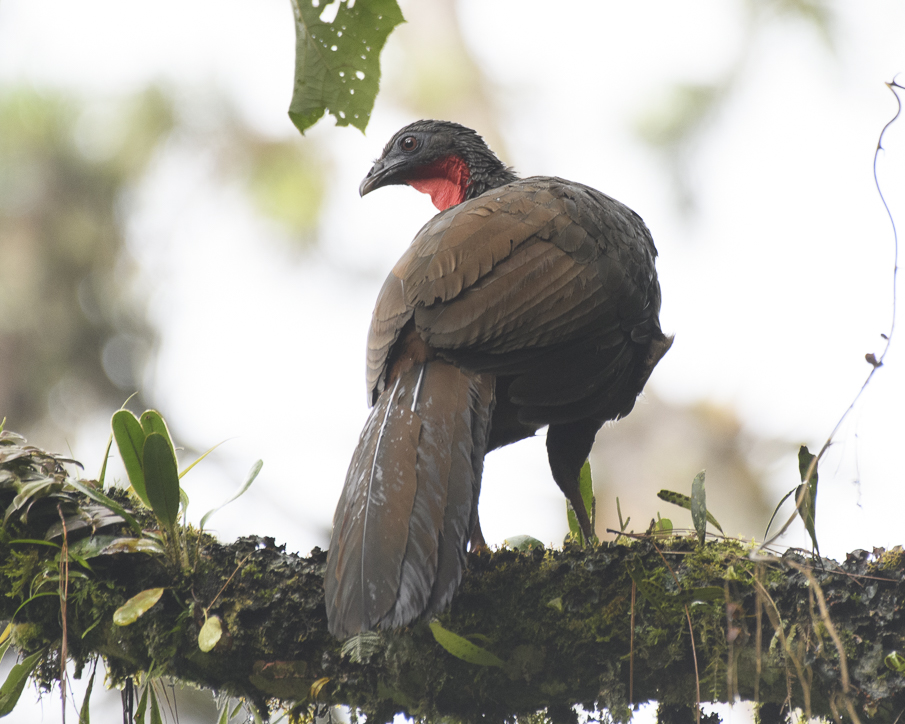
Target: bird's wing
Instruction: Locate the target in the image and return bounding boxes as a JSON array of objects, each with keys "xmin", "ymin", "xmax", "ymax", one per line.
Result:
[{"xmin": 367, "ymin": 177, "xmax": 665, "ymax": 418}]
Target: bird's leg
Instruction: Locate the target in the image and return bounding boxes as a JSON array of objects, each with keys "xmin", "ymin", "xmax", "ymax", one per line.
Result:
[{"xmin": 546, "ymin": 420, "xmax": 601, "ymax": 544}]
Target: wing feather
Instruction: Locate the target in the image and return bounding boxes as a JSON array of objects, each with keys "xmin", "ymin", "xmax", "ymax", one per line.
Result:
[{"xmin": 365, "ymin": 176, "xmax": 664, "ymax": 423}]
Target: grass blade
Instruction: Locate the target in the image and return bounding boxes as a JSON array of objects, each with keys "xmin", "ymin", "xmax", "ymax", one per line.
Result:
[{"xmin": 200, "ymin": 460, "xmax": 263, "ymax": 531}]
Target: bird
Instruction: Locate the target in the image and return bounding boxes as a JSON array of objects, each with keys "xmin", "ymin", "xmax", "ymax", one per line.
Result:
[{"xmin": 324, "ymin": 120, "xmax": 672, "ymax": 639}]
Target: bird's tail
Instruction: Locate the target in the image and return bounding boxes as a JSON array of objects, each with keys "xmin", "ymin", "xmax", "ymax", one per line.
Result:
[{"xmin": 325, "ymin": 361, "xmax": 493, "ymax": 639}]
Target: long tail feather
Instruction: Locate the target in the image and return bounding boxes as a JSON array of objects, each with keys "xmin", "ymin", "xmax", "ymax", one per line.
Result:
[{"xmin": 325, "ymin": 361, "xmax": 493, "ymax": 638}]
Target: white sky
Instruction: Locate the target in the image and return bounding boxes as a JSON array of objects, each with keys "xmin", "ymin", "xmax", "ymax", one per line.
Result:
[{"xmin": 1, "ymin": 1, "xmax": 904, "ymax": 721}]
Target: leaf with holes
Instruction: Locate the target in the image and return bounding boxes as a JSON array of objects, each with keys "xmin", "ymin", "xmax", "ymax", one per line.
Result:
[{"xmin": 289, "ymin": 0, "xmax": 405, "ymax": 133}]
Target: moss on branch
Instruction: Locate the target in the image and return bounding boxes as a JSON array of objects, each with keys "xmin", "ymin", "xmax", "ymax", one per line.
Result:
[{"xmin": 3, "ymin": 435, "xmax": 905, "ymax": 722}]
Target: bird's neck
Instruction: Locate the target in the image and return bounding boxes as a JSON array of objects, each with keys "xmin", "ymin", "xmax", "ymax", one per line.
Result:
[
  {"xmin": 407, "ymin": 155, "xmax": 518, "ymax": 211},
  {"xmin": 406, "ymin": 156, "xmax": 471, "ymax": 211}
]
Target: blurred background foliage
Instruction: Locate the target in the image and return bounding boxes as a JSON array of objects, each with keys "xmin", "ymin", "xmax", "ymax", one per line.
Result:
[
  {"xmin": 632, "ymin": 0, "xmax": 834, "ymax": 213},
  {"xmin": 0, "ymin": 0, "xmax": 835, "ymax": 535},
  {"xmin": 0, "ymin": 87, "xmax": 163, "ymax": 441},
  {"xmin": 0, "ymin": 84, "xmax": 328, "ymax": 444}
]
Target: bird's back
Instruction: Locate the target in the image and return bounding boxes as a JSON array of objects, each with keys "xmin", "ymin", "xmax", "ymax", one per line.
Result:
[{"xmin": 367, "ymin": 176, "xmax": 668, "ymax": 429}]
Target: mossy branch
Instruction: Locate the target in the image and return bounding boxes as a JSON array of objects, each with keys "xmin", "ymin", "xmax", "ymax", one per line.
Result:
[
  {"xmin": 3, "ymin": 438, "xmax": 905, "ymax": 723},
  {"xmin": 3, "ymin": 529, "xmax": 905, "ymax": 722}
]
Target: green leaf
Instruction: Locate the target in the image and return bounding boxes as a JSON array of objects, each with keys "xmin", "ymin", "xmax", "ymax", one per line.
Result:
[
  {"xmin": 79, "ymin": 665, "xmax": 95, "ymax": 724},
  {"xmin": 690, "ymin": 470, "xmax": 707, "ymax": 544},
  {"xmin": 68, "ymin": 535, "xmax": 164, "ymax": 559},
  {"xmin": 797, "ymin": 445, "xmax": 820, "ymax": 555},
  {"xmin": 97, "ymin": 433, "xmax": 114, "ymax": 489},
  {"xmin": 140, "ymin": 411, "xmax": 180, "ymax": 484},
  {"xmin": 656, "ymin": 489, "xmax": 724, "ymax": 533},
  {"xmin": 81, "ymin": 617, "xmax": 103, "ymax": 640},
  {"xmin": 198, "ymin": 615, "xmax": 223, "ymax": 653},
  {"xmin": 886, "ymin": 651, "xmax": 905, "ymax": 673},
  {"xmin": 142, "ymin": 433, "xmax": 180, "ymax": 529},
  {"xmin": 12, "ymin": 592, "xmax": 59, "ymax": 620},
  {"xmin": 134, "ymin": 684, "xmax": 149, "ymax": 724},
  {"xmin": 139, "ymin": 410, "xmax": 173, "ymax": 447},
  {"xmin": 566, "ymin": 459, "xmax": 595, "ymax": 544},
  {"xmin": 429, "ymin": 622, "xmax": 505, "ymax": 668},
  {"xmin": 0, "ymin": 625, "xmax": 12, "ymax": 662},
  {"xmin": 8, "ymin": 538, "xmax": 61, "ymax": 549},
  {"xmin": 251, "ymin": 703, "xmax": 264, "ymax": 724},
  {"xmin": 0, "ymin": 648, "xmax": 45, "ymax": 716},
  {"xmin": 149, "ymin": 685, "xmax": 163, "ymax": 724},
  {"xmin": 502, "ymin": 535, "xmax": 544, "ymax": 552},
  {"xmin": 763, "ymin": 446, "xmax": 822, "ymax": 546},
  {"xmin": 218, "ymin": 702, "xmax": 231, "ymax": 724},
  {"xmin": 616, "ymin": 497, "xmax": 630, "ymax": 533},
  {"xmin": 66, "ymin": 479, "xmax": 142, "ymax": 536},
  {"xmin": 179, "ymin": 440, "xmax": 228, "ymax": 479},
  {"xmin": 7, "ymin": 479, "xmax": 59, "ymax": 521},
  {"xmin": 200, "ymin": 460, "xmax": 263, "ymax": 531},
  {"xmin": 113, "ymin": 588, "xmax": 164, "ymax": 626},
  {"xmin": 112, "ymin": 410, "xmax": 148, "ymax": 506},
  {"xmin": 179, "ymin": 488, "xmax": 190, "ymax": 522},
  {"xmin": 140, "ymin": 410, "xmax": 178, "ymax": 481},
  {"xmin": 289, "ymin": 0, "xmax": 405, "ymax": 134},
  {"xmin": 763, "ymin": 487, "xmax": 797, "ymax": 541}
]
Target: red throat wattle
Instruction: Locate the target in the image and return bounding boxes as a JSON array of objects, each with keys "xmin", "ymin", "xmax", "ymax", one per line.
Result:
[{"xmin": 406, "ymin": 155, "xmax": 471, "ymax": 211}]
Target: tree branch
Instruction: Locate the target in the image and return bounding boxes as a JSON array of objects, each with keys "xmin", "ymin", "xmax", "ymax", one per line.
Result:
[
  {"xmin": 3, "ymin": 435, "xmax": 905, "ymax": 722},
  {"xmin": 3, "ymin": 522, "xmax": 905, "ymax": 722}
]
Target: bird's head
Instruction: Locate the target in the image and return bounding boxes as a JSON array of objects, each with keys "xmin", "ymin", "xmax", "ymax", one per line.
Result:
[{"xmin": 359, "ymin": 120, "xmax": 517, "ymax": 211}]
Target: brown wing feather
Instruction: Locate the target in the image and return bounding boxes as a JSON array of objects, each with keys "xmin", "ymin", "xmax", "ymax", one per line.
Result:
[{"xmin": 366, "ymin": 176, "xmax": 665, "ymax": 425}]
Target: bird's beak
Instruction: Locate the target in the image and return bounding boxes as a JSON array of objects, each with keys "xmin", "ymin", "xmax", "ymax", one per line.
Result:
[{"xmin": 359, "ymin": 156, "xmax": 408, "ymax": 197}]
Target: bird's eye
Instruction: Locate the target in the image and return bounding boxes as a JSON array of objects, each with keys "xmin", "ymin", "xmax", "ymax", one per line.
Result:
[{"xmin": 400, "ymin": 136, "xmax": 418, "ymax": 152}]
